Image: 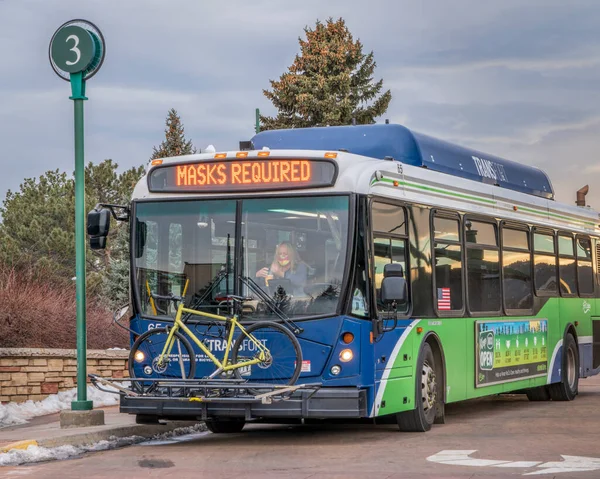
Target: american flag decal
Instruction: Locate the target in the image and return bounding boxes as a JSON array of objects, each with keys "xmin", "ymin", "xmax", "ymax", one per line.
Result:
[{"xmin": 437, "ymin": 287, "xmax": 451, "ymax": 310}]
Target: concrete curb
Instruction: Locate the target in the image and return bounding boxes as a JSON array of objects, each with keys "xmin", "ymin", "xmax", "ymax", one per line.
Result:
[{"xmin": 0, "ymin": 421, "xmax": 202, "ymax": 453}]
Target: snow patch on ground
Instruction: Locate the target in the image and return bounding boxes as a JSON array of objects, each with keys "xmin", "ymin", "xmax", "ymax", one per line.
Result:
[
  {"xmin": 0, "ymin": 384, "xmax": 121, "ymax": 428},
  {"xmin": 139, "ymin": 429, "xmax": 210, "ymax": 446},
  {"xmin": 0, "ymin": 424, "xmax": 206, "ymax": 467}
]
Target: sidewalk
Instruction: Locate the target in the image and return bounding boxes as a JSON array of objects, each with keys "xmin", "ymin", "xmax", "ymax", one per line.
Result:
[{"xmin": 0, "ymin": 406, "xmax": 200, "ymax": 452}]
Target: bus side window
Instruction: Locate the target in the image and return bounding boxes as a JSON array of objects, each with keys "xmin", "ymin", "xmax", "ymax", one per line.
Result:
[
  {"xmin": 501, "ymin": 225, "xmax": 533, "ymax": 313},
  {"xmin": 533, "ymin": 230, "xmax": 557, "ymax": 296},
  {"xmin": 558, "ymin": 234, "xmax": 576, "ymax": 296},
  {"xmin": 577, "ymin": 236, "xmax": 593, "ymax": 296},
  {"xmin": 432, "ymin": 213, "xmax": 463, "ymax": 313},
  {"xmin": 465, "ymin": 219, "xmax": 501, "ymax": 314},
  {"xmin": 371, "ymin": 201, "xmax": 409, "ymax": 315}
]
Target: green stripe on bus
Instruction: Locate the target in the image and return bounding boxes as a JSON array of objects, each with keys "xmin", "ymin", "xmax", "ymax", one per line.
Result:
[
  {"xmin": 517, "ymin": 206, "xmax": 596, "ymax": 227},
  {"xmin": 372, "ymin": 177, "xmax": 596, "ymax": 227},
  {"xmin": 371, "ymin": 177, "xmax": 496, "ymax": 205}
]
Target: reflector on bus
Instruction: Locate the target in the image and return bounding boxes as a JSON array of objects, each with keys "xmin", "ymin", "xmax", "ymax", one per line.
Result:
[{"xmin": 147, "ymin": 158, "xmax": 337, "ymax": 193}]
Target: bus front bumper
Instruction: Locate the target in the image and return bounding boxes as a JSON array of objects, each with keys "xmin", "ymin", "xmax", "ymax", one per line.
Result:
[{"xmin": 120, "ymin": 387, "xmax": 368, "ymax": 420}]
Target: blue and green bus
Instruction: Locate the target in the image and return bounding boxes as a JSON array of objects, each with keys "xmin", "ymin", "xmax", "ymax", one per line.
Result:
[{"xmin": 91, "ymin": 123, "xmax": 600, "ymax": 433}]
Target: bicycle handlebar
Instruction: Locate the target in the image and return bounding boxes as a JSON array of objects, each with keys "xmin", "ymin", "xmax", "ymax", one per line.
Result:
[
  {"xmin": 150, "ymin": 292, "xmax": 250, "ymax": 304},
  {"xmin": 223, "ymin": 295, "xmax": 252, "ymax": 303}
]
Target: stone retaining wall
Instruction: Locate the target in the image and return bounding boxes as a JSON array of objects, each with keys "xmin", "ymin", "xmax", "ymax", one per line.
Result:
[{"xmin": 0, "ymin": 348, "xmax": 129, "ymax": 403}]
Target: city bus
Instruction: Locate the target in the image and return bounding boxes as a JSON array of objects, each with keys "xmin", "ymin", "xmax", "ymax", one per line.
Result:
[{"xmin": 90, "ymin": 123, "xmax": 600, "ymax": 433}]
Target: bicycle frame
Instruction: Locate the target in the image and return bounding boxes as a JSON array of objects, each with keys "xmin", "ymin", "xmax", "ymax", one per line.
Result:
[{"xmin": 157, "ymin": 303, "xmax": 269, "ymax": 379}]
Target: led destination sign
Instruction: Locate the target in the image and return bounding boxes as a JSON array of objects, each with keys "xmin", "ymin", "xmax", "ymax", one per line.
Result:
[{"xmin": 148, "ymin": 159, "xmax": 337, "ymax": 193}]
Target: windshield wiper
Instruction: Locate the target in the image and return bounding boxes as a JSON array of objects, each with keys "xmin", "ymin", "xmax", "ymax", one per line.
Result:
[
  {"xmin": 239, "ymin": 275, "xmax": 303, "ymax": 335},
  {"xmin": 182, "ymin": 267, "xmax": 228, "ymax": 321}
]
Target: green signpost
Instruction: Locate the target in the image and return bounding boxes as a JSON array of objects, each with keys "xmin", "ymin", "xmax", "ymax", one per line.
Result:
[{"xmin": 49, "ymin": 20, "xmax": 105, "ymax": 412}]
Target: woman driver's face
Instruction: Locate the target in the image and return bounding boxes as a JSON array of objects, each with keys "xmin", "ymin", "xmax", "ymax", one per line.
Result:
[{"xmin": 277, "ymin": 245, "xmax": 291, "ymax": 266}]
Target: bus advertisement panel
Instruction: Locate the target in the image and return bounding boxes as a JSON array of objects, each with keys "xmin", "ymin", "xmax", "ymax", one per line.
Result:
[{"xmin": 476, "ymin": 320, "xmax": 548, "ymax": 387}]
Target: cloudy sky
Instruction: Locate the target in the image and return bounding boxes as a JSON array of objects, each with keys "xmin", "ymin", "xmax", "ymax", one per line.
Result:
[{"xmin": 1, "ymin": 0, "xmax": 599, "ymax": 209}]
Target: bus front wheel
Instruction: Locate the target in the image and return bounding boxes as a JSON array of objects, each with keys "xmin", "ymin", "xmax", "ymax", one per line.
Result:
[
  {"xmin": 205, "ymin": 417, "xmax": 246, "ymax": 434},
  {"xmin": 548, "ymin": 333, "xmax": 579, "ymax": 401},
  {"xmin": 397, "ymin": 342, "xmax": 438, "ymax": 432}
]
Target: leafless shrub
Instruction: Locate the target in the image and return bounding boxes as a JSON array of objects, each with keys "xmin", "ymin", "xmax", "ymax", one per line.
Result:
[{"xmin": 0, "ymin": 264, "xmax": 128, "ymax": 349}]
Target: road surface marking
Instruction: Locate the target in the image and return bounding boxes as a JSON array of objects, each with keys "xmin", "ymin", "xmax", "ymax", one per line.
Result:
[{"xmin": 427, "ymin": 450, "xmax": 600, "ymax": 475}]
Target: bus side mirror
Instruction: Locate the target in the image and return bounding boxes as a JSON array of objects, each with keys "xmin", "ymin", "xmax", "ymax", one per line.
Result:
[
  {"xmin": 87, "ymin": 208, "xmax": 111, "ymax": 250},
  {"xmin": 381, "ymin": 263, "xmax": 407, "ymax": 305}
]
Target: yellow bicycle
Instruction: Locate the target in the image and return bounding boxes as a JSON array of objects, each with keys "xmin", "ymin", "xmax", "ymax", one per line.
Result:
[{"xmin": 128, "ymin": 292, "xmax": 303, "ymax": 394}]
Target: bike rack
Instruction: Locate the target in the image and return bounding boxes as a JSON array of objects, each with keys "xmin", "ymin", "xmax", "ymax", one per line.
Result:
[{"xmin": 89, "ymin": 374, "xmax": 322, "ymax": 405}]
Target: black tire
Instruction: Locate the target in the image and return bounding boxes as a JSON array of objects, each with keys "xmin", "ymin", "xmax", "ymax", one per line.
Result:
[
  {"xmin": 205, "ymin": 417, "xmax": 246, "ymax": 433},
  {"xmin": 135, "ymin": 414, "xmax": 160, "ymax": 425},
  {"xmin": 526, "ymin": 386, "xmax": 551, "ymax": 401},
  {"xmin": 548, "ymin": 333, "xmax": 579, "ymax": 401},
  {"xmin": 397, "ymin": 342, "xmax": 438, "ymax": 432},
  {"xmin": 231, "ymin": 322, "xmax": 302, "ymax": 394},
  {"xmin": 129, "ymin": 327, "xmax": 196, "ymax": 394}
]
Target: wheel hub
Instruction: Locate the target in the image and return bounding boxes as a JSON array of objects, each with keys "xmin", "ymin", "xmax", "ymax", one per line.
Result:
[
  {"xmin": 152, "ymin": 356, "xmax": 168, "ymax": 374},
  {"xmin": 421, "ymin": 362, "xmax": 437, "ymax": 411},
  {"xmin": 566, "ymin": 347, "xmax": 576, "ymax": 389},
  {"xmin": 257, "ymin": 351, "xmax": 273, "ymax": 369}
]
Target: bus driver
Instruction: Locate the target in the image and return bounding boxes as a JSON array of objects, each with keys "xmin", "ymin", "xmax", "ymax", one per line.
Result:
[{"xmin": 255, "ymin": 241, "xmax": 308, "ymax": 295}]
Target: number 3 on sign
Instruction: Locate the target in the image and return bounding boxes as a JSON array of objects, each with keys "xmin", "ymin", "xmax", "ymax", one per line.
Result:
[{"xmin": 65, "ymin": 35, "xmax": 81, "ymax": 66}]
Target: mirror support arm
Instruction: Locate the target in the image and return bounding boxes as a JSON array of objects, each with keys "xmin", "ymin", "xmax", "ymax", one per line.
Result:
[{"xmin": 94, "ymin": 203, "xmax": 130, "ymax": 222}]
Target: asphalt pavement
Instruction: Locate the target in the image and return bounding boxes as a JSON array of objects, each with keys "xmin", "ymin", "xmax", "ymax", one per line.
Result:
[{"xmin": 1, "ymin": 376, "xmax": 600, "ymax": 478}]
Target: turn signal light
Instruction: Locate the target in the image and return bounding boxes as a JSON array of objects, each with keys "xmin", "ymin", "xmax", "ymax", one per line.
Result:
[
  {"xmin": 324, "ymin": 152, "xmax": 338, "ymax": 159},
  {"xmin": 151, "ymin": 159, "xmax": 163, "ymax": 166},
  {"xmin": 342, "ymin": 332, "xmax": 354, "ymax": 344},
  {"xmin": 236, "ymin": 152, "xmax": 248, "ymax": 158},
  {"xmin": 214, "ymin": 153, "xmax": 227, "ymax": 159}
]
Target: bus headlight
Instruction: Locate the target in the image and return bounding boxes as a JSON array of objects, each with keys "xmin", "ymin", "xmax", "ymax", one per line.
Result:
[
  {"xmin": 330, "ymin": 365, "xmax": 341, "ymax": 375},
  {"xmin": 134, "ymin": 351, "xmax": 145, "ymax": 362},
  {"xmin": 339, "ymin": 349, "xmax": 353, "ymax": 362}
]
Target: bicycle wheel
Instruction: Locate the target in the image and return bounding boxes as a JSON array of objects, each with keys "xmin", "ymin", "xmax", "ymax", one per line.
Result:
[
  {"xmin": 231, "ymin": 322, "xmax": 302, "ymax": 394},
  {"xmin": 129, "ymin": 327, "xmax": 196, "ymax": 394}
]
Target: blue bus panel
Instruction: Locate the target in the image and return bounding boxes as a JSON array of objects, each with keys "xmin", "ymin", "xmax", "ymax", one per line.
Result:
[{"xmin": 251, "ymin": 124, "xmax": 554, "ymax": 199}]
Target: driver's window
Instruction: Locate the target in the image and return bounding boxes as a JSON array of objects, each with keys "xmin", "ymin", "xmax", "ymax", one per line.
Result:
[{"xmin": 371, "ymin": 202, "xmax": 409, "ymax": 315}]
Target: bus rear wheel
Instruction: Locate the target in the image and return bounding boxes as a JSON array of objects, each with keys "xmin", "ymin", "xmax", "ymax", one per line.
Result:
[
  {"xmin": 548, "ymin": 333, "xmax": 579, "ymax": 401},
  {"xmin": 525, "ymin": 386, "xmax": 551, "ymax": 401},
  {"xmin": 397, "ymin": 342, "xmax": 438, "ymax": 432}
]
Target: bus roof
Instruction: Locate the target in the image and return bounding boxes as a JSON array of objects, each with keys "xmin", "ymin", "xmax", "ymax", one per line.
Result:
[{"xmin": 251, "ymin": 124, "xmax": 554, "ymax": 200}]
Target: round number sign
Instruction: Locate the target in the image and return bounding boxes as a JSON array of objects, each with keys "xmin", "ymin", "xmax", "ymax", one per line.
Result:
[{"xmin": 49, "ymin": 19, "xmax": 105, "ymax": 81}]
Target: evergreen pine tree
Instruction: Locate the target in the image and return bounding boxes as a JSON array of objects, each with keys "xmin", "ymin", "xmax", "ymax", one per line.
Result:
[
  {"xmin": 0, "ymin": 161, "xmax": 144, "ymax": 285},
  {"xmin": 261, "ymin": 17, "xmax": 392, "ymax": 130},
  {"xmin": 151, "ymin": 108, "xmax": 196, "ymax": 159}
]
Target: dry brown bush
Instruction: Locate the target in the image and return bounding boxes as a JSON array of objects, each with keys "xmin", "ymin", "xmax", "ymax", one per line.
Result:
[{"xmin": 0, "ymin": 265, "xmax": 128, "ymax": 349}]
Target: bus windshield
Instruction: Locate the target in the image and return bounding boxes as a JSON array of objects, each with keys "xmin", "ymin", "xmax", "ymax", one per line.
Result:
[{"xmin": 134, "ymin": 195, "xmax": 350, "ymax": 320}]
